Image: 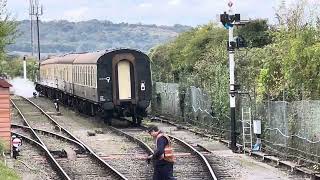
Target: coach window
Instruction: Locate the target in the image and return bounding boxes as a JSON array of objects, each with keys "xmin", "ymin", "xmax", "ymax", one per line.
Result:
[
  {"xmin": 89, "ymin": 66, "xmax": 91, "ymax": 86},
  {"xmin": 86, "ymin": 66, "xmax": 90, "ymax": 86},
  {"xmin": 81, "ymin": 67, "xmax": 84, "ymax": 85},
  {"xmin": 63, "ymin": 68, "xmax": 65, "ymax": 81},
  {"xmin": 91, "ymin": 66, "xmax": 93, "ymax": 87},
  {"xmin": 86, "ymin": 67, "xmax": 88, "ymax": 86},
  {"xmin": 72, "ymin": 66, "xmax": 74, "ymax": 82},
  {"xmin": 84, "ymin": 66, "xmax": 86, "ymax": 85},
  {"xmin": 75, "ymin": 66, "xmax": 77, "ymax": 83},
  {"xmin": 86, "ymin": 66, "xmax": 88, "ymax": 86},
  {"xmin": 76, "ymin": 66, "xmax": 78, "ymax": 84},
  {"xmin": 88, "ymin": 66, "xmax": 90, "ymax": 86},
  {"xmin": 84, "ymin": 66, "xmax": 87, "ymax": 86},
  {"xmin": 90, "ymin": 67, "xmax": 92, "ymax": 87},
  {"xmin": 83, "ymin": 66, "xmax": 85, "ymax": 85},
  {"xmin": 87, "ymin": 66, "xmax": 90, "ymax": 86},
  {"xmin": 72, "ymin": 66, "xmax": 76, "ymax": 82},
  {"xmin": 91, "ymin": 66, "xmax": 94, "ymax": 87},
  {"xmin": 93, "ymin": 66, "xmax": 96, "ymax": 87},
  {"xmin": 78, "ymin": 66, "xmax": 80, "ymax": 84}
]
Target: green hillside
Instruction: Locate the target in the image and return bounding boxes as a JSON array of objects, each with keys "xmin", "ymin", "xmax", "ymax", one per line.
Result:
[{"xmin": 8, "ymin": 20, "xmax": 190, "ymax": 53}]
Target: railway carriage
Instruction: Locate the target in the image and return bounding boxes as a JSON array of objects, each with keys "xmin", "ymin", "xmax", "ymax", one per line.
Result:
[{"xmin": 36, "ymin": 49, "xmax": 152, "ymax": 125}]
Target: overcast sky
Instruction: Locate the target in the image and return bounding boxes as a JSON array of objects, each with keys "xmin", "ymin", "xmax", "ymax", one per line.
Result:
[{"xmin": 6, "ymin": 0, "xmax": 314, "ymax": 26}]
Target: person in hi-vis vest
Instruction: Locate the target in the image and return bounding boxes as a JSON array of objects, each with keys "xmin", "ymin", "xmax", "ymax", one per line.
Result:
[
  {"xmin": 147, "ymin": 125, "xmax": 175, "ymax": 180},
  {"xmin": 12, "ymin": 135, "xmax": 22, "ymax": 159}
]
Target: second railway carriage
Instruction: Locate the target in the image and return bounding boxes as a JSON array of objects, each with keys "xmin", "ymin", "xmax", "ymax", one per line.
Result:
[{"xmin": 36, "ymin": 49, "xmax": 152, "ymax": 125}]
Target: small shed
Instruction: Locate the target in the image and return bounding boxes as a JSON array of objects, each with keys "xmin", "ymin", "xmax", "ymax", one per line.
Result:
[{"xmin": 0, "ymin": 79, "xmax": 12, "ymax": 152}]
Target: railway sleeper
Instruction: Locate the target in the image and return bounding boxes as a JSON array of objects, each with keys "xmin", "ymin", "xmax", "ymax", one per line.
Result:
[{"xmin": 50, "ymin": 148, "xmax": 85, "ymax": 158}]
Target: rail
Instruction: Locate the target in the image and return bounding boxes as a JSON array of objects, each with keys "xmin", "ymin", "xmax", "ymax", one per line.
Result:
[
  {"xmin": 13, "ymin": 97, "xmax": 128, "ymax": 180},
  {"xmin": 168, "ymin": 135, "xmax": 218, "ymax": 180},
  {"xmin": 12, "ymin": 132, "xmax": 71, "ymax": 180}
]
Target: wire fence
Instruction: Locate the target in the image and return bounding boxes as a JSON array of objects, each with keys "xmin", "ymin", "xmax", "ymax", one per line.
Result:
[{"xmin": 151, "ymin": 82, "xmax": 320, "ymax": 167}]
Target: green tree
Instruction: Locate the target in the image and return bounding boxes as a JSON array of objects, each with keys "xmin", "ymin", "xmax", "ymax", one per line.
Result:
[
  {"xmin": 0, "ymin": 0, "xmax": 17, "ymax": 54},
  {"xmin": 236, "ymin": 19, "xmax": 271, "ymax": 48}
]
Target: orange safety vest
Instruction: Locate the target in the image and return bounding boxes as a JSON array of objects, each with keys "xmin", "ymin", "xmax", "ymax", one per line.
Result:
[{"xmin": 155, "ymin": 133, "xmax": 175, "ymax": 163}]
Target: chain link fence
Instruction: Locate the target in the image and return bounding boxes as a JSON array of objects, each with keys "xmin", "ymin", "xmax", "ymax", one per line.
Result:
[
  {"xmin": 151, "ymin": 82, "xmax": 320, "ymax": 167},
  {"xmin": 151, "ymin": 82, "xmax": 232, "ymax": 138},
  {"xmin": 257, "ymin": 100, "xmax": 320, "ymax": 165}
]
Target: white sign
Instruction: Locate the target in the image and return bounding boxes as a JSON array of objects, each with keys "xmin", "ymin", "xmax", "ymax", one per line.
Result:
[
  {"xmin": 253, "ymin": 120, "xmax": 261, "ymax": 134},
  {"xmin": 99, "ymin": 77, "xmax": 111, "ymax": 83}
]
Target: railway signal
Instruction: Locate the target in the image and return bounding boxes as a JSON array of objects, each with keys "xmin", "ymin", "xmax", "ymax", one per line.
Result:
[{"xmin": 220, "ymin": 2, "xmax": 247, "ymax": 152}]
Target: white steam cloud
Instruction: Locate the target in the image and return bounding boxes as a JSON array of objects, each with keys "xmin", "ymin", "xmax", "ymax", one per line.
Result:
[{"xmin": 9, "ymin": 77, "xmax": 35, "ymax": 98}]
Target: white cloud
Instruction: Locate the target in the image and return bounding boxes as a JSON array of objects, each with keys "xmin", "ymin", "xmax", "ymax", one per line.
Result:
[
  {"xmin": 63, "ymin": 7, "xmax": 89, "ymax": 21},
  {"xmin": 168, "ymin": 0, "xmax": 181, "ymax": 6},
  {"xmin": 139, "ymin": 3, "xmax": 153, "ymax": 8},
  {"xmin": 7, "ymin": 0, "xmax": 320, "ymax": 26}
]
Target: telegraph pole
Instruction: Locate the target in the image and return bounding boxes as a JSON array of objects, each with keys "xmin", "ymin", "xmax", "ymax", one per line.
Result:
[
  {"xmin": 29, "ymin": 0, "xmax": 43, "ymax": 80},
  {"xmin": 23, "ymin": 56, "xmax": 27, "ymax": 80},
  {"xmin": 29, "ymin": 0, "xmax": 34, "ymax": 56},
  {"xmin": 220, "ymin": 0, "xmax": 246, "ymax": 152},
  {"xmin": 30, "ymin": 0, "xmax": 43, "ymax": 62},
  {"xmin": 35, "ymin": 0, "xmax": 43, "ymax": 63}
]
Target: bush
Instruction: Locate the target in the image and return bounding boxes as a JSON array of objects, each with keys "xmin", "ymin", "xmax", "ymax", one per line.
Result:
[
  {"xmin": 0, "ymin": 140, "xmax": 4, "ymax": 155},
  {"xmin": 0, "ymin": 141, "xmax": 20, "ymax": 180},
  {"xmin": 0, "ymin": 161, "xmax": 20, "ymax": 180}
]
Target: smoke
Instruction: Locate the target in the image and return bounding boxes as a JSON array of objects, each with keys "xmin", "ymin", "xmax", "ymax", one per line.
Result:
[{"xmin": 9, "ymin": 77, "xmax": 35, "ymax": 98}]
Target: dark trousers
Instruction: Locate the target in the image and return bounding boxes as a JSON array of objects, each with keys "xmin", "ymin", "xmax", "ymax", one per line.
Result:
[
  {"xmin": 153, "ymin": 163, "xmax": 175, "ymax": 180},
  {"xmin": 13, "ymin": 147, "xmax": 18, "ymax": 159}
]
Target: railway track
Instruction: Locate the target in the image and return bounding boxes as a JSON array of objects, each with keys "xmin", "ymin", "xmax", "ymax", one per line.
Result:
[
  {"xmin": 29, "ymin": 96, "xmax": 218, "ymax": 179},
  {"xmin": 115, "ymin": 124, "xmax": 218, "ymax": 180},
  {"xmin": 146, "ymin": 116, "xmax": 320, "ymax": 180},
  {"xmin": 11, "ymin": 96, "xmax": 127, "ymax": 180},
  {"xmin": 28, "ymin": 96, "xmax": 154, "ymax": 179},
  {"xmin": 10, "ymin": 132, "xmax": 60, "ymax": 180}
]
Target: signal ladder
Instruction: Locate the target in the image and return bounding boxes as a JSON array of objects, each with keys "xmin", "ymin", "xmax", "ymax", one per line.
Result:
[{"xmin": 242, "ymin": 107, "xmax": 252, "ymax": 153}]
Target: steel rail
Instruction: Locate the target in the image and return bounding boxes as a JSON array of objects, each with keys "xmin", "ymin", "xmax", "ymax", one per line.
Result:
[
  {"xmin": 117, "ymin": 118, "xmax": 218, "ymax": 179},
  {"xmin": 21, "ymin": 97, "xmax": 128, "ymax": 180},
  {"xmin": 137, "ymin": 122, "xmax": 218, "ymax": 180},
  {"xmin": 108, "ymin": 125, "xmax": 154, "ymax": 154},
  {"xmin": 11, "ymin": 132, "xmax": 71, "ymax": 180},
  {"xmin": 168, "ymin": 135, "xmax": 218, "ymax": 180},
  {"xmin": 11, "ymin": 124, "xmax": 86, "ymax": 153}
]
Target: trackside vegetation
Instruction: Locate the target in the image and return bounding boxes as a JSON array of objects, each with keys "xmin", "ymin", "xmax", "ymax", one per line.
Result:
[{"xmin": 149, "ymin": 1, "xmax": 320, "ymax": 124}]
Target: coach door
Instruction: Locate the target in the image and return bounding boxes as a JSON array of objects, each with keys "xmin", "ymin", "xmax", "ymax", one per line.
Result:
[{"xmin": 117, "ymin": 60, "xmax": 131, "ymax": 100}]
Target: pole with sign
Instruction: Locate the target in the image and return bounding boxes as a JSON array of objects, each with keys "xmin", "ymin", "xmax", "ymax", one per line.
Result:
[{"xmin": 220, "ymin": 0, "xmax": 245, "ymax": 152}]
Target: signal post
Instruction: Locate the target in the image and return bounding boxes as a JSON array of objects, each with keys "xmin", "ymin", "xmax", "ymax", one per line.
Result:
[{"xmin": 220, "ymin": 1, "xmax": 246, "ymax": 152}]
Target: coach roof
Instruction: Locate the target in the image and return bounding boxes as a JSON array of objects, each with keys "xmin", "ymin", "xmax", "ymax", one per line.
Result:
[
  {"xmin": 41, "ymin": 54, "xmax": 79, "ymax": 65},
  {"xmin": 72, "ymin": 51, "xmax": 105, "ymax": 64},
  {"xmin": 40, "ymin": 49, "xmax": 147, "ymax": 65}
]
